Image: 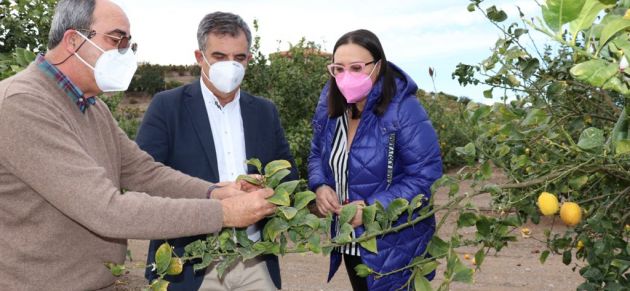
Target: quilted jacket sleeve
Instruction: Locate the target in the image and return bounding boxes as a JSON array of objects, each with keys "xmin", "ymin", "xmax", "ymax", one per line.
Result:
[
  {"xmin": 365, "ymin": 96, "xmax": 443, "ymax": 209},
  {"xmin": 307, "ymin": 84, "xmax": 330, "ymax": 191}
]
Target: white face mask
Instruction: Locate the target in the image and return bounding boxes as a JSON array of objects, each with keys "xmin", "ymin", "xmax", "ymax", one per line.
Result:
[
  {"xmin": 201, "ymin": 54, "xmax": 245, "ymax": 94},
  {"xmin": 74, "ymin": 33, "xmax": 138, "ymax": 92}
]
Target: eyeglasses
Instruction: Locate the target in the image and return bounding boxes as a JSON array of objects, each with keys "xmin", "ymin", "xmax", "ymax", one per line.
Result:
[
  {"xmin": 78, "ymin": 29, "xmax": 138, "ymax": 54},
  {"xmin": 327, "ymin": 60, "xmax": 377, "ymax": 77}
]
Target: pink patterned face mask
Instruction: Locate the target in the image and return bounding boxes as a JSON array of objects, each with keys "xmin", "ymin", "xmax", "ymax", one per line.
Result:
[{"xmin": 333, "ymin": 61, "xmax": 379, "ymax": 103}]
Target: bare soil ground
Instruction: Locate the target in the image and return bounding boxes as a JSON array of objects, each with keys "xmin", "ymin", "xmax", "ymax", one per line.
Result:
[{"xmin": 115, "ymin": 169, "xmax": 583, "ymax": 291}]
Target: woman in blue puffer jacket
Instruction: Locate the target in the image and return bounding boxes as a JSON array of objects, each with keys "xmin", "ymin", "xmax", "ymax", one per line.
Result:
[{"xmin": 308, "ymin": 29, "xmax": 443, "ymax": 291}]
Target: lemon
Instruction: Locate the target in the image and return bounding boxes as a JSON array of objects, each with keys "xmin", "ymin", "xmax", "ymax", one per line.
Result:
[
  {"xmin": 560, "ymin": 202, "xmax": 582, "ymax": 227},
  {"xmin": 576, "ymin": 240, "xmax": 584, "ymax": 251},
  {"xmin": 537, "ymin": 192, "xmax": 559, "ymax": 216},
  {"xmin": 520, "ymin": 227, "xmax": 531, "ymax": 238},
  {"xmin": 166, "ymin": 258, "xmax": 183, "ymax": 276}
]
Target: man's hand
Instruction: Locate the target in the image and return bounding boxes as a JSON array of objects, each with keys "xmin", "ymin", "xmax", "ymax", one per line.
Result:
[
  {"xmin": 238, "ymin": 174, "xmax": 264, "ymax": 192},
  {"xmin": 315, "ymin": 185, "xmax": 341, "ymax": 216},
  {"xmin": 220, "ymin": 188, "xmax": 276, "ymax": 228},
  {"xmin": 210, "ymin": 182, "xmax": 243, "ymax": 200}
]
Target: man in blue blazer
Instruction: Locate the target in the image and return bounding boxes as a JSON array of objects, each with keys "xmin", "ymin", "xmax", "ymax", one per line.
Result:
[{"xmin": 136, "ymin": 12, "xmax": 297, "ymax": 291}]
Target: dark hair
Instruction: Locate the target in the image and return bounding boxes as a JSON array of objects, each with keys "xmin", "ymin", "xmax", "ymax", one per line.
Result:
[
  {"xmin": 327, "ymin": 29, "xmax": 401, "ymax": 118},
  {"xmin": 197, "ymin": 12, "xmax": 252, "ymax": 52}
]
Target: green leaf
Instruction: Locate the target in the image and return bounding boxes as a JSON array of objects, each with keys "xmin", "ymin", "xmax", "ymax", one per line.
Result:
[
  {"xmin": 354, "ymin": 264, "xmax": 373, "ymax": 277},
  {"xmin": 522, "ymin": 108, "xmax": 549, "ymax": 126},
  {"xmin": 451, "ymin": 256, "xmax": 474, "ymax": 283},
  {"xmin": 296, "ymin": 213, "xmax": 320, "ymax": 229},
  {"xmin": 150, "ymin": 279, "xmax": 170, "ymax": 291},
  {"xmin": 267, "ymin": 188, "xmax": 291, "ymax": 206},
  {"xmin": 569, "ymin": 175, "xmax": 589, "ymax": 189},
  {"xmin": 598, "ymin": 18, "xmax": 630, "ymax": 53},
  {"xmin": 483, "ymin": 88, "xmax": 493, "ymax": 99},
  {"xmin": 235, "ymin": 228, "xmax": 253, "ymax": 248},
  {"xmin": 359, "ymin": 237, "xmax": 378, "ymax": 253},
  {"xmin": 570, "ymin": 59, "xmax": 618, "ymax": 87},
  {"xmin": 486, "ymin": 5, "xmax": 508, "ymax": 22},
  {"xmin": 276, "ymin": 180, "xmax": 300, "ymax": 195},
  {"xmin": 457, "ymin": 212, "xmax": 478, "ymax": 227},
  {"xmin": 362, "ymin": 204, "xmax": 377, "ymax": 225},
  {"xmin": 615, "ymin": 140, "xmax": 630, "ymax": 156},
  {"xmin": 408, "ymin": 194, "xmax": 425, "ymax": 219},
  {"xmin": 569, "ymin": 0, "xmax": 612, "ymax": 37},
  {"xmin": 562, "ymin": 249, "xmax": 572, "ymax": 265},
  {"xmin": 577, "ymin": 127, "xmax": 605, "ymax": 150},
  {"xmin": 216, "ymin": 255, "xmax": 238, "ymax": 279},
  {"xmin": 252, "ymin": 241, "xmax": 275, "ymax": 253},
  {"xmin": 236, "ymin": 174, "xmax": 263, "ymax": 186},
  {"xmin": 386, "ymin": 198, "xmax": 409, "ymax": 221},
  {"xmin": 501, "ymin": 215, "xmax": 521, "ymax": 227},
  {"xmin": 245, "ymin": 158, "xmax": 262, "ymax": 174},
  {"xmin": 278, "ymin": 206, "xmax": 298, "ymax": 220},
  {"xmin": 266, "ymin": 169, "xmax": 291, "ymax": 188},
  {"xmin": 470, "ymin": 105, "xmax": 492, "ymax": 124},
  {"xmin": 263, "ymin": 217, "xmax": 290, "ymax": 241},
  {"xmin": 155, "ymin": 243, "xmax": 172, "ymax": 275},
  {"xmin": 480, "ymin": 160, "xmax": 492, "ymax": 180},
  {"xmin": 427, "ymin": 236, "xmax": 449, "ymax": 258},
  {"xmin": 264, "ymin": 160, "xmax": 292, "ymax": 177},
  {"xmin": 540, "ymin": 250, "xmax": 551, "ymax": 264},
  {"xmin": 414, "ymin": 273, "xmax": 433, "ymax": 291},
  {"xmin": 456, "ymin": 142, "xmax": 476, "ymax": 158},
  {"xmin": 494, "ymin": 144, "xmax": 511, "ymax": 158},
  {"xmin": 308, "ymin": 234, "xmax": 321, "ymax": 253},
  {"xmin": 104, "ymin": 262, "xmax": 126, "ymax": 277},
  {"xmin": 293, "ymin": 191, "xmax": 316, "ymax": 210},
  {"xmin": 542, "ymin": 0, "xmax": 587, "ymax": 32},
  {"xmin": 474, "ymin": 249, "xmax": 486, "ymax": 268},
  {"xmin": 335, "ymin": 223, "xmax": 354, "ymax": 244},
  {"xmin": 339, "ymin": 204, "xmax": 358, "ymax": 224}
]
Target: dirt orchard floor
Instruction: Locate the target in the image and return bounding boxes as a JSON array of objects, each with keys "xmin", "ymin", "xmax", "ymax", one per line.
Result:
[{"xmin": 117, "ymin": 169, "xmax": 583, "ymax": 290}]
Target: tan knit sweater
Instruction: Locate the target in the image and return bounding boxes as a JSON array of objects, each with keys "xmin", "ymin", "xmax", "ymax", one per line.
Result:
[{"xmin": 0, "ymin": 63, "xmax": 224, "ymax": 290}]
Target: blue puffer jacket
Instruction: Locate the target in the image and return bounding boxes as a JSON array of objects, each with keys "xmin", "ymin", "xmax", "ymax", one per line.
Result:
[{"xmin": 308, "ymin": 62, "xmax": 443, "ymax": 290}]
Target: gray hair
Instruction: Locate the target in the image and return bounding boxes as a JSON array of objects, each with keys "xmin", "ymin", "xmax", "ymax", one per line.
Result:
[
  {"xmin": 47, "ymin": 0, "xmax": 96, "ymax": 49},
  {"xmin": 197, "ymin": 12, "xmax": 252, "ymax": 52}
]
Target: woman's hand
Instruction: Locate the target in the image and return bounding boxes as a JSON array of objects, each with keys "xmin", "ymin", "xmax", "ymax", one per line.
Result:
[
  {"xmin": 344, "ymin": 200, "xmax": 366, "ymax": 228},
  {"xmin": 315, "ymin": 185, "xmax": 341, "ymax": 216}
]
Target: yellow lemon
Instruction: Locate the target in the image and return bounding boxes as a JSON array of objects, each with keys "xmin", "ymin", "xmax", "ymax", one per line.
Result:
[
  {"xmin": 537, "ymin": 192, "xmax": 559, "ymax": 216},
  {"xmin": 625, "ymin": 224, "xmax": 630, "ymax": 232},
  {"xmin": 625, "ymin": 9, "xmax": 630, "ymax": 20},
  {"xmin": 560, "ymin": 202, "xmax": 582, "ymax": 227},
  {"xmin": 576, "ymin": 240, "xmax": 584, "ymax": 251},
  {"xmin": 166, "ymin": 258, "xmax": 183, "ymax": 276},
  {"xmin": 521, "ymin": 227, "xmax": 531, "ymax": 238}
]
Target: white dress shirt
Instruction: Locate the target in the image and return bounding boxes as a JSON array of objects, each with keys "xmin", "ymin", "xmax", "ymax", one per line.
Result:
[{"xmin": 200, "ymin": 80, "xmax": 260, "ymax": 241}]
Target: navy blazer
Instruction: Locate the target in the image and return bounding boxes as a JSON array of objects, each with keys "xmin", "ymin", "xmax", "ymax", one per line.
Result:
[{"xmin": 136, "ymin": 80, "xmax": 297, "ymax": 290}]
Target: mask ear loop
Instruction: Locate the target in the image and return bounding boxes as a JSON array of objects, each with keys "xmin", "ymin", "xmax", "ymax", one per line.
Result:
[{"xmin": 52, "ymin": 30, "xmax": 91, "ymax": 66}]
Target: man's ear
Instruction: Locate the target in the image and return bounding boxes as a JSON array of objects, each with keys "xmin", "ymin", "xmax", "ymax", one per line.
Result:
[
  {"xmin": 61, "ymin": 30, "xmax": 80, "ymax": 54},
  {"xmin": 194, "ymin": 50, "xmax": 204, "ymax": 66}
]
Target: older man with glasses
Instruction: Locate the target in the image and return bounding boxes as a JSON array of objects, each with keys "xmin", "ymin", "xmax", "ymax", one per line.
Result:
[{"xmin": 0, "ymin": 1, "xmax": 278, "ymax": 290}]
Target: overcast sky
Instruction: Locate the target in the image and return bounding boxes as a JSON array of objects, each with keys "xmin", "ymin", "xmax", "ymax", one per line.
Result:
[{"xmin": 113, "ymin": 0, "xmax": 544, "ymax": 103}]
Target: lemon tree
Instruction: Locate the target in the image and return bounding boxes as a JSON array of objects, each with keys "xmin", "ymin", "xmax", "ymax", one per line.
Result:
[{"xmin": 451, "ymin": 0, "xmax": 630, "ymax": 289}]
